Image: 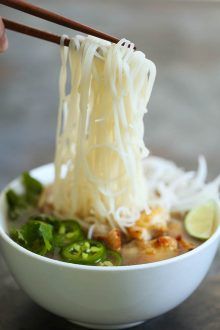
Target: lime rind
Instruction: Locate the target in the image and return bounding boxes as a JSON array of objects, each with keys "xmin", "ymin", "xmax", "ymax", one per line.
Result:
[{"xmin": 184, "ymin": 200, "xmax": 218, "ymax": 240}]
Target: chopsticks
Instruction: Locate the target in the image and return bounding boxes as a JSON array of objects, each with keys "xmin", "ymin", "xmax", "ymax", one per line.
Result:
[
  {"xmin": 3, "ymin": 18, "xmax": 71, "ymax": 47},
  {"xmin": 1, "ymin": 0, "xmax": 120, "ymax": 45}
]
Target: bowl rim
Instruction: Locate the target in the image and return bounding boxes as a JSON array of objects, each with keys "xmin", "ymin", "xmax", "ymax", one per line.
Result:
[{"xmin": 0, "ymin": 163, "xmax": 220, "ymax": 272}]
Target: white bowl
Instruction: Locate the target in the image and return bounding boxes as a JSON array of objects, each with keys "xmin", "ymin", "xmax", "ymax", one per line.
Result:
[{"xmin": 0, "ymin": 164, "xmax": 220, "ymax": 330}]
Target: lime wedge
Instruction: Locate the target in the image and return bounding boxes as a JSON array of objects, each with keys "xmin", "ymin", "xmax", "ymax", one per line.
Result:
[{"xmin": 184, "ymin": 201, "xmax": 217, "ymax": 240}]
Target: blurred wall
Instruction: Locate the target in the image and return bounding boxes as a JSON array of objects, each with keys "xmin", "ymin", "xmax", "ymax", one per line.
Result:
[{"xmin": 0, "ymin": 0, "xmax": 220, "ymax": 188}]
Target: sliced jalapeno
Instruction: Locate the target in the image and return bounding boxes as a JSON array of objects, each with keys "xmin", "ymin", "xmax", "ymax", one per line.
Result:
[
  {"xmin": 105, "ymin": 250, "xmax": 122, "ymax": 266},
  {"xmin": 61, "ymin": 240, "xmax": 106, "ymax": 265},
  {"xmin": 54, "ymin": 220, "xmax": 84, "ymax": 247}
]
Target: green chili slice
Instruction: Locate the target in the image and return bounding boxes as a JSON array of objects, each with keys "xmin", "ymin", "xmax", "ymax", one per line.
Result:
[
  {"xmin": 54, "ymin": 220, "xmax": 84, "ymax": 247},
  {"xmin": 61, "ymin": 240, "xmax": 106, "ymax": 265},
  {"xmin": 105, "ymin": 250, "xmax": 122, "ymax": 266}
]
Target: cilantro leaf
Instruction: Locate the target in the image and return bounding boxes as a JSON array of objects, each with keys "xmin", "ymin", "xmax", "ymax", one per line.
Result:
[
  {"xmin": 10, "ymin": 220, "xmax": 54, "ymax": 256},
  {"xmin": 29, "ymin": 214, "xmax": 59, "ymax": 225},
  {"xmin": 22, "ymin": 172, "xmax": 43, "ymax": 205},
  {"xmin": 10, "ymin": 228, "xmax": 27, "ymax": 246},
  {"xmin": 6, "ymin": 189, "xmax": 28, "ymax": 221},
  {"xmin": 6, "ymin": 173, "xmax": 43, "ymax": 221},
  {"xmin": 38, "ymin": 222, "xmax": 53, "ymax": 251}
]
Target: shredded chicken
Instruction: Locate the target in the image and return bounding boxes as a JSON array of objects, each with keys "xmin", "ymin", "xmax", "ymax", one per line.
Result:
[
  {"xmin": 146, "ymin": 236, "xmax": 178, "ymax": 253},
  {"xmin": 121, "ymin": 236, "xmax": 179, "ymax": 265},
  {"xmin": 128, "ymin": 208, "xmax": 169, "ymax": 241},
  {"xmin": 176, "ymin": 235, "xmax": 196, "ymax": 252},
  {"xmin": 95, "ymin": 228, "xmax": 122, "ymax": 251},
  {"xmin": 105, "ymin": 229, "xmax": 122, "ymax": 251}
]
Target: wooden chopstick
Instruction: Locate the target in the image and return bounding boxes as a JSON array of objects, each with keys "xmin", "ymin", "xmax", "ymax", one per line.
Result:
[
  {"xmin": 0, "ymin": 0, "xmax": 119, "ymax": 44},
  {"xmin": 3, "ymin": 18, "xmax": 71, "ymax": 47}
]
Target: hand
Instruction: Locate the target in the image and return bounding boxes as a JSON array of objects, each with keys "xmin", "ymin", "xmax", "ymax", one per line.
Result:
[{"xmin": 0, "ymin": 17, "xmax": 8, "ymax": 53}]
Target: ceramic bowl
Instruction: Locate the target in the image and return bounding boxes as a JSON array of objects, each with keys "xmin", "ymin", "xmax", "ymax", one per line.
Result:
[{"xmin": 0, "ymin": 164, "xmax": 220, "ymax": 329}]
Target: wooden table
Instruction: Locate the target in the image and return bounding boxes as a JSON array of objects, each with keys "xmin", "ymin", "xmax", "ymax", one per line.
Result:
[{"xmin": 0, "ymin": 1, "xmax": 220, "ymax": 329}]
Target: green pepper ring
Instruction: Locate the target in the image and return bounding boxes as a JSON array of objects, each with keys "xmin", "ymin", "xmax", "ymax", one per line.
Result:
[
  {"xmin": 61, "ymin": 239, "xmax": 106, "ymax": 265},
  {"xmin": 106, "ymin": 250, "xmax": 122, "ymax": 266},
  {"xmin": 29, "ymin": 238, "xmax": 48, "ymax": 256},
  {"xmin": 54, "ymin": 220, "xmax": 84, "ymax": 247}
]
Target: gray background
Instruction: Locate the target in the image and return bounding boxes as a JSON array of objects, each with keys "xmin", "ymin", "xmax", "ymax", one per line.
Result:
[{"xmin": 0, "ymin": 1, "xmax": 220, "ymax": 329}]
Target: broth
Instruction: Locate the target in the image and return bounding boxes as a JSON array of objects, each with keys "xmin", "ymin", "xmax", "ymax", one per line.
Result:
[{"xmin": 7, "ymin": 197, "xmax": 201, "ymax": 266}]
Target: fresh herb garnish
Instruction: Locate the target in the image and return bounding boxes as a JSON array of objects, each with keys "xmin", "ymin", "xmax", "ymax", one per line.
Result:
[
  {"xmin": 6, "ymin": 173, "xmax": 43, "ymax": 221},
  {"xmin": 6, "ymin": 189, "xmax": 28, "ymax": 221},
  {"xmin": 10, "ymin": 213, "xmax": 123, "ymax": 265},
  {"xmin": 29, "ymin": 214, "xmax": 59, "ymax": 225},
  {"xmin": 10, "ymin": 220, "xmax": 53, "ymax": 256},
  {"xmin": 7, "ymin": 173, "xmax": 123, "ymax": 265},
  {"xmin": 22, "ymin": 172, "xmax": 43, "ymax": 205}
]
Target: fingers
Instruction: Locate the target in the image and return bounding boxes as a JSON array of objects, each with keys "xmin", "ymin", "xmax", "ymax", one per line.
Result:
[{"xmin": 0, "ymin": 17, "xmax": 8, "ymax": 53}]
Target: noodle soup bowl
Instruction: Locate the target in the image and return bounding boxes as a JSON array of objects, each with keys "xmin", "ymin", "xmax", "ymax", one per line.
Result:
[{"xmin": 0, "ymin": 164, "xmax": 220, "ymax": 329}]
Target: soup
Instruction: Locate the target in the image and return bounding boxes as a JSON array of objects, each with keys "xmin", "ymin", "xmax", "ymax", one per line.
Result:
[
  {"xmin": 6, "ymin": 165, "xmax": 218, "ymax": 267},
  {"xmin": 7, "ymin": 35, "xmax": 219, "ymax": 266}
]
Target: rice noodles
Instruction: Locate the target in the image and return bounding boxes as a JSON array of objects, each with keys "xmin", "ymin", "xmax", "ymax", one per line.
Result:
[
  {"xmin": 53, "ymin": 35, "xmax": 156, "ymax": 232},
  {"xmin": 51, "ymin": 34, "xmax": 220, "ymax": 236},
  {"xmin": 144, "ymin": 156, "xmax": 220, "ymax": 213}
]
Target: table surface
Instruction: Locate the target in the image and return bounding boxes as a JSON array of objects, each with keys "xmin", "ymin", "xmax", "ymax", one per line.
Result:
[{"xmin": 0, "ymin": 1, "xmax": 220, "ymax": 329}]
